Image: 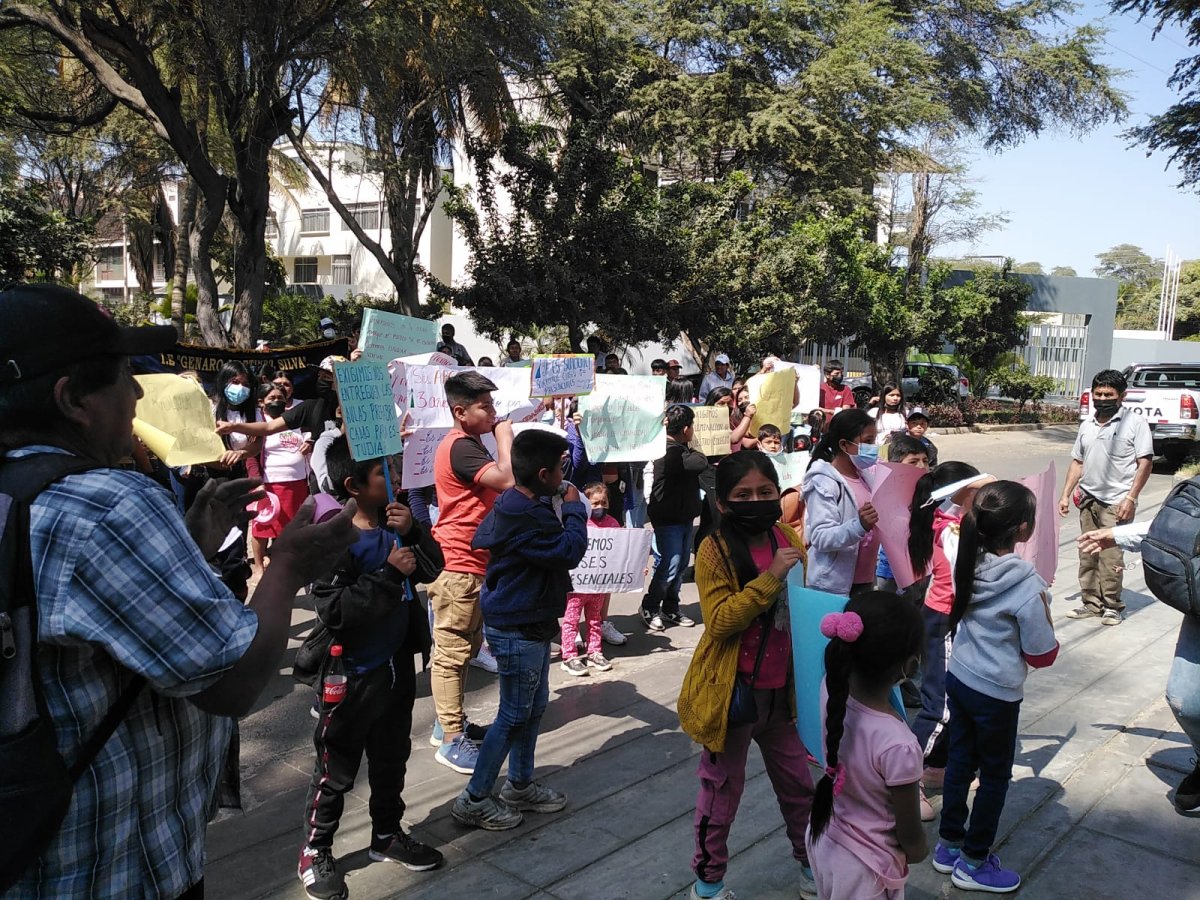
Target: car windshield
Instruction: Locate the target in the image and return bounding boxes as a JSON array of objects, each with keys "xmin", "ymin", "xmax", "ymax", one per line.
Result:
[{"xmin": 1128, "ymin": 368, "xmax": 1200, "ymax": 389}]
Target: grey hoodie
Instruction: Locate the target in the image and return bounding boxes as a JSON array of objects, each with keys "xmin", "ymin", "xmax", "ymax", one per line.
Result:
[
  {"xmin": 949, "ymin": 552, "xmax": 1058, "ymax": 702},
  {"xmin": 800, "ymin": 459, "xmax": 867, "ymax": 595}
]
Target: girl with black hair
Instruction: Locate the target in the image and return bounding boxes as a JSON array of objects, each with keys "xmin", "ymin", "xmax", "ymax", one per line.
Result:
[
  {"xmin": 805, "ymin": 591, "xmax": 928, "ymax": 899},
  {"xmin": 932, "ymin": 482, "xmax": 1058, "ymax": 893},
  {"xmin": 801, "ymin": 409, "xmax": 880, "ymax": 595},
  {"xmin": 906, "ymin": 462, "xmax": 990, "ymax": 815},
  {"xmin": 692, "ymin": 387, "xmax": 757, "ymax": 554},
  {"xmin": 867, "ymin": 384, "xmax": 910, "ymax": 446},
  {"xmin": 678, "ymin": 451, "xmax": 816, "ymax": 900}
]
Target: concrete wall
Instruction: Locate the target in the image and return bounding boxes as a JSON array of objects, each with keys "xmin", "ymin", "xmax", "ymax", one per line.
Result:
[{"xmin": 1111, "ymin": 335, "xmax": 1200, "ymax": 370}]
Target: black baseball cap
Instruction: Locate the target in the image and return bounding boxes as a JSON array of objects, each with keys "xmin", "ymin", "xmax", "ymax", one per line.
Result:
[{"xmin": 0, "ymin": 283, "xmax": 177, "ymax": 384}]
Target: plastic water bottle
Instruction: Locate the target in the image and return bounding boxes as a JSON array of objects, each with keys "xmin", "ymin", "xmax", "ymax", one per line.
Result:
[{"xmin": 322, "ymin": 644, "xmax": 347, "ymax": 707}]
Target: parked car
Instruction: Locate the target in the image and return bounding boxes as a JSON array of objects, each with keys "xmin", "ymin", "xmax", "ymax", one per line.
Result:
[
  {"xmin": 847, "ymin": 362, "xmax": 970, "ymax": 408},
  {"xmin": 1079, "ymin": 363, "xmax": 1200, "ymax": 464}
]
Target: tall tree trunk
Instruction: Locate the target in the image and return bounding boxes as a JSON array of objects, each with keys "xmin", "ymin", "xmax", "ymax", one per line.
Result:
[
  {"xmin": 191, "ymin": 190, "xmax": 228, "ymax": 347},
  {"xmin": 171, "ymin": 177, "xmax": 197, "ymax": 335},
  {"xmin": 127, "ymin": 213, "xmax": 157, "ymax": 295}
]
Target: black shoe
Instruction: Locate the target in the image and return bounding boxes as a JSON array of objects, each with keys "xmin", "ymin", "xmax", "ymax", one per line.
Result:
[
  {"xmin": 640, "ymin": 606, "xmax": 665, "ymax": 631},
  {"xmin": 464, "ymin": 721, "xmax": 490, "ymax": 743},
  {"xmin": 298, "ymin": 846, "xmax": 347, "ymax": 899},
  {"xmin": 369, "ymin": 829, "xmax": 444, "ymax": 871},
  {"xmin": 1175, "ymin": 760, "xmax": 1200, "ymax": 812}
]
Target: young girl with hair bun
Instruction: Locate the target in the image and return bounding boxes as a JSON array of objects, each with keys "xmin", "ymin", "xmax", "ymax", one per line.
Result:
[
  {"xmin": 932, "ymin": 481, "xmax": 1058, "ymax": 894},
  {"xmin": 805, "ymin": 591, "xmax": 928, "ymax": 899}
]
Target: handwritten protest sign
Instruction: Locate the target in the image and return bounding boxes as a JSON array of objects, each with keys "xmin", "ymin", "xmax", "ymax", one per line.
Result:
[
  {"xmin": 404, "ymin": 364, "xmax": 539, "ymax": 429},
  {"xmin": 578, "ymin": 374, "xmax": 667, "ymax": 463},
  {"xmin": 401, "ymin": 422, "xmax": 566, "ymax": 489},
  {"xmin": 748, "ymin": 368, "xmax": 797, "ymax": 432},
  {"xmin": 690, "ymin": 406, "xmax": 732, "ymax": 456},
  {"xmin": 133, "ymin": 374, "xmax": 226, "ymax": 466},
  {"xmin": 570, "ymin": 528, "xmax": 653, "ymax": 594},
  {"xmin": 359, "ymin": 308, "xmax": 438, "ymax": 362},
  {"xmin": 531, "ymin": 354, "xmax": 595, "ymax": 398},
  {"xmin": 770, "ymin": 453, "xmax": 809, "ymax": 491},
  {"xmin": 388, "ymin": 352, "xmax": 457, "ymax": 419},
  {"xmin": 788, "ymin": 566, "xmax": 905, "ymax": 767},
  {"xmin": 869, "ymin": 460, "xmax": 930, "ymax": 590},
  {"xmin": 1016, "ymin": 461, "xmax": 1059, "ymax": 584},
  {"xmin": 334, "ymin": 360, "xmax": 403, "ymax": 460}
]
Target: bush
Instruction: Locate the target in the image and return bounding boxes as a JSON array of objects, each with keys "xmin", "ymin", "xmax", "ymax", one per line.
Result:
[
  {"xmin": 926, "ymin": 396, "xmax": 1077, "ymax": 428},
  {"xmin": 992, "ymin": 364, "xmax": 1057, "ymax": 410}
]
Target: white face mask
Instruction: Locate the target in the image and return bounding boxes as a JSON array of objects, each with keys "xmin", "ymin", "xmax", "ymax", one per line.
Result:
[{"xmin": 322, "ymin": 327, "xmax": 336, "ymax": 339}]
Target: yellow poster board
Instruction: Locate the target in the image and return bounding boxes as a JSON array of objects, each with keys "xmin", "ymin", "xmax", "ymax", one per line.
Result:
[
  {"xmin": 748, "ymin": 368, "xmax": 797, "ymax": 433},
  {"xmin": 690, "ymin": 406, "xmax": 732, "ymax": 456},
  {"xmin": 133, "ymin": 374, "xmax": 226, "ymax": 467}
]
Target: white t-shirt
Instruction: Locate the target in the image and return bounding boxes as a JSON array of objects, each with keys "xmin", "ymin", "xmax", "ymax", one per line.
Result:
[
  {"xmin": 868, "ymin": 407, "xmax": 908, "ymax": 445},
  {"xmin": 258, "ymin": 411, "xmax": 311, "ymax": 483},
  {"xmin": 216, "ymin": 405, "xmax": 250, "ymax": 452}
]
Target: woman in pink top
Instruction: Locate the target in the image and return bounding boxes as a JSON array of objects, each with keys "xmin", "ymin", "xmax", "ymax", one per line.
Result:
[{"xmin": 806, "ymin": 592, "xmax": 928, "ymax": 899}]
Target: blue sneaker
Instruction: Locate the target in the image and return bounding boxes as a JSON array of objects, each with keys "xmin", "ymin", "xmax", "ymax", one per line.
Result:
[
  {"xmin": 435, "ymin": 734, "xmax": 479, "ymax": 775},
  {"xmin": 430, "ymin": 720, "xmax": 489, "ymax": 749},
  {"xmin": 429, "ymin": 721, "xmax": 444, "ymax": 748},
  {"xmin": 932, "ymin": 842, "xmax": 961, "ymax": 874},
  {"xmin": 797, "ymin": 864, "xmax": 816, "ymax": 899},
  {"xmin": 951, "ymin": 853, "xmax": 1021, "ymax": 893}
]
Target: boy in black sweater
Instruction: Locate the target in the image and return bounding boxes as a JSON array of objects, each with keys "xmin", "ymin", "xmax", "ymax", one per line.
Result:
[
  {"xmin": 450, "ymin": 429, "xmax": 589, "ymax": 831},
  {"xmin": 298, "ymin": 437, "xmax": 444, "ymax": 900},
  {"xmin": 642, "ymin": 404, "xmax": 709, "ymax": 631}
]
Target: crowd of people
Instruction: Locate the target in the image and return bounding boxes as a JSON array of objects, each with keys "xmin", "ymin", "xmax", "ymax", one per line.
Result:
[{"xmin": 1, "ymin": 282, "xmax": 1197, "ymax": 900}]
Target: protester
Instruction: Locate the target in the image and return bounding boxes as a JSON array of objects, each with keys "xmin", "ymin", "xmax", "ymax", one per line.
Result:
[
  {"xmin": 907, "ymin": 462, "xmax": 989, "ymax": 819},
  {"xmin": 298, "ymin": 437, "xmax": 444, "ymax": 899},
  {"xmin": 500, "ymin": 339, "xmax": 525, "ymax": 367},
  {"xmin": 604, "ymin": 352, "xmax": 622, "ymax": 374},
  {"xmin": 642, "ymin": 405, "xmax": 708, "ymax": 631},
  {"xmin": 905, "ymin": 411, "xmax": 938, "ymax": 467},
  {"xmin": 801, "ymin": 410, "xmax": 879, "ymax": 596},
  {"xmin": 451, "ymin": 429, "xmax": 588, "ymax": 830},
  {"xmin": 427, "ymin": 371, "xmax": 514, "ymax": 774},
  {"xmin": 0, "ymin": 283, "xmax": 355, "ymax": 899},
  {"xmin": 868, "ymin": 384, "xmax": 910, "ymax": 446},
  {"xmin": 477, "ymin": 356, "xmax": 495, "ymax": 368},
  {"xmin": 437, "ymin": 323, "xmax": 475, "ymax": 367},
  {"xmin": 217, "ymin": 356, "xmax": 342, "ymax": 452},
  {"xmin": 699, "ymin": 353, "xmax": 735, "ymax": 402},
  {"xmin": 756, "ymin": 424, "xmax": 783, "ymax": 455},
  {"xmin": 933, "ymin": 481, "xmax": 1058, "ymax": 893},
  {"xmin": 270, "ymin": 371, "xmax": 299, "ymax": 407},
  {"xmin": 666, "ymin": 377, "xmax": 696, "ymax": 404},
  {"xmin": 667, "ymin": 359, "xmax": 684, "ymax": 380},
  {"xmin": 651, "ymin": 358, "xmax": 669, "ymax": 377},
  {"xmin": 560, "ymin": 482, "xmax": 620, "ymax": 676},
  {"xmin": 249, "ymin": 384, "xmax": 312, "ymax": 574},
  {"xmin": 1058, "ymin": 368, "xmax": 1153, "ymax": 626},
  {"xmin": 677, "ymin": 451, "xmax": 815, "ymax": 900},
  {"xmin": 1078, "ymin": 521, "xmax": 1200, "ymax": 811},
  {"xmin": 806, "ymin": 593, "xmax": 928, "ymax": 900},
  {"xmin": 818, "ymin": 360, "xmax": 856, "ymax": 416}
]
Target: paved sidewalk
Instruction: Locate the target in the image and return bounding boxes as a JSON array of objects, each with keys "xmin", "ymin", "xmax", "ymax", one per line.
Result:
[{"xmin": 209, "ymin": 428, "xmax": 1200, "ymax": 899}]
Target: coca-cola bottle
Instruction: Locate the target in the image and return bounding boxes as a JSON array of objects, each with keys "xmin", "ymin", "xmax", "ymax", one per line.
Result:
[{"xmin": 322, "ymin": 644, "xmax": 347, "ymax": 707}]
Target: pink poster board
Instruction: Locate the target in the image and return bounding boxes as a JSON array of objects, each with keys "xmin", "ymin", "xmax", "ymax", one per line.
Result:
[
  {"xmin": 1016, "ymin": 461, "xmax": 1059, "ymax": 585},
  {"xmin": 869, "ymin": 461, "xmax": 929, "ymax": 590}
]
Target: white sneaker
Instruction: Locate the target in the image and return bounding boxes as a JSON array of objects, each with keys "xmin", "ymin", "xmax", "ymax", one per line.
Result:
[
  {"xmin": 469, "ymin": 642, "xmax": 498, "ymax": 674},
  {"xmin": 600, "ymin": 620, "xmax": 627, "ymax": 645}
]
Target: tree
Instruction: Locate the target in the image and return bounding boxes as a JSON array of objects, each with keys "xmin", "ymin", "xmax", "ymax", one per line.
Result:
[
  {"xmin": 1094, "ymin": 243, "xmax": 1160, "ymax": 288},
  {"xmin": 945, "ymin": 261, "xmax": 1035, "ymax": 394},
  {"xmin": 0, "ymin": 178, "xmax": 93, "ymax": 283},
  {"xmin": 993, "ymin": 362, "xmax": 1057, "ymax": 410},
  {"xmin": 1013, "ymin": 261, "xmax": 1045, "ymax": 275},
  {"xmin": 1052, "ymin": 265, "xmax": 1078, "ymax": 276}
]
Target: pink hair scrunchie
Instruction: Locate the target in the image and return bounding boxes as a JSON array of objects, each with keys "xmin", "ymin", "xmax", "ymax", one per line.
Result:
[{"xmin": 820, "ymin": 611, "xmax": 864, "ymax": 643}]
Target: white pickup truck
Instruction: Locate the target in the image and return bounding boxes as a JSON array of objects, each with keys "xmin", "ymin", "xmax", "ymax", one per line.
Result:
[{"xmin": 1079, "ymin": 363, "xmax": 1200, "ymax": 463}]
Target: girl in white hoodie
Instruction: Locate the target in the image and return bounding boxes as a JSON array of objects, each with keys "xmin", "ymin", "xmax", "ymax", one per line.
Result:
[
  {"xmin": 932, "ymin": 481, "xmax": 1059, "ymax": 894},
  {"xmin": 801, "ymin": 409, "xmax": 880, "ymax": 596}
]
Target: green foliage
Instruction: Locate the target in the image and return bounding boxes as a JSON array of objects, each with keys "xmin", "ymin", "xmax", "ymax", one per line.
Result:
[
  {"xmin": 944, "ymin": 261, "xmax": 1035, "ymax": 390},
  {"xmin": 1051, "ymin": 265, "xmax": 1078, "ymax": 276},
  {"xmin": 1012, "ymin": 261, "xmax": 1045, "ymax": 274},
  {"xmin": 992, "ymin": 362, "xmax": 1057, "ymax": 410},
  {"xmin": 0, "ymin": 179, "xmax": 94, "ymax": 284},
  {"xmin": 1094, "ymin": 243, "xmax": 1160, "ymax": 287}
]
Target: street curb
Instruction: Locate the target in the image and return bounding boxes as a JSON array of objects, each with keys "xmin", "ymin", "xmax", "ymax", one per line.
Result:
[{"xmin": 933, "ymin": 422, "xmax": 1078, "ymax": 436}]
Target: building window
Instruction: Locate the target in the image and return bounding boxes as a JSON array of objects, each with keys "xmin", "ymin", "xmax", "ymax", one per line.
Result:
[
  {"xmin": 300, "ymin": 208, "xmax": 329, "ymax": 234},
  {"xmin": 331, "ymin": 255, "xmax": 352, "ymax": 285},
  {"xmin": 96, "ymin": 246, "xmax": 124, "ymax": 281},
  {"xmin": 265, "ymin": 214, "xmax": 279, "ymax": 238},
  {"xmin": 345, "ymin": 202, "xmax": 380, "ymax": 231},
  {"xmin": 153, "ymin": 246, "xmax": 166, "ymax": 282},
  {"xmin": 293, "ymin": 257, "xmax": 318, "ymax": 283},
  {"xmin": 100, "ymin": 287, "xmax": 125, "ymax": 300}
]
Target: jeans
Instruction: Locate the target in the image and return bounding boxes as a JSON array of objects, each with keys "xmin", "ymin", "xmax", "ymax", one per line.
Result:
[
  {"xmin": 912, "ymin": 607, "xmax": 953, "ymax": 768},
  {"xmin": 625, "ymin": 473, "xmax": 648, "ymax": 529},
  {"xmin": 939, "ymin": 673, "xmax": 1022, "ymax": 861},
  {"xmin": 1167, "ymin": 614, "xmax": 1200, "ymax": 754},
  {"xmin": 642, "ymin": 522, "xmax": 694, "ymax": 616},
  {"xmin": 466, "ymin": 625, "xmax": 552, "ymax": 798}
]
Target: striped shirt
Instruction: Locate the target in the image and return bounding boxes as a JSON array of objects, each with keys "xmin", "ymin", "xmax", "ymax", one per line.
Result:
[{"xmin": 6, "ymin": 446, "xmax": 258, "ymax": 899}]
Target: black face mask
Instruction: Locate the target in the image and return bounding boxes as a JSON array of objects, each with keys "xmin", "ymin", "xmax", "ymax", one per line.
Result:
[
  {"xmin": 724, "ymin": 498, "xmax": 782, "ymax": 535},
  {"xmin": 1093, "ymin": 399, "xmax": 1121, "ymax": 418},
  {"xmin": 317, "ymin": 380, "xmax": 336, "ymax": 400},
  {"xmin": 265, "ymin": 401, "xmax": 286, "ymax": 417},
  {"xmin": 829, "ymin": 377, "xmax": 843, "ymax": 387}
]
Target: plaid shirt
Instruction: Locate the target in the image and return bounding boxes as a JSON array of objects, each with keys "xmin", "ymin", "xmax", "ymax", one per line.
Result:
[{"xmin": 7, "ymin": 446, "xmax": 258, "ymax": 900}]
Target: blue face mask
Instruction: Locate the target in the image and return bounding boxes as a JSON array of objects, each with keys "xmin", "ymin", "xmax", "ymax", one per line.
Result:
[
  {"xmin": 224, "ymin": 383, "xmax": 251, "ymax": 406},
  {"xmin": 850, "ymin": 441, "xmax": 879, "ymax": 470}
]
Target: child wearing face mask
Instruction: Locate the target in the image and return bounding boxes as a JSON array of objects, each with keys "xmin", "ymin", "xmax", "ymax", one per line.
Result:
[
  {"xmin": 560, "ymin": 482, "xmax": 621, "ymax": 676},
  {"xmin": 801, "ymin": 410, "xmax": 880, "ymax": 596},
  {"xmin": 678, "ymin": 451, "xmax": 816, "ymax": 900},
  {"xmin": 250, "ymin": 384, "xmax": 312, "ymax": 572}
]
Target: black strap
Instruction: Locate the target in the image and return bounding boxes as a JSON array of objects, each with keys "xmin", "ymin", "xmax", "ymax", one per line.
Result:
[{"xmin": 1, "ymin": 453, "xmax": 147, "ymax": 783}]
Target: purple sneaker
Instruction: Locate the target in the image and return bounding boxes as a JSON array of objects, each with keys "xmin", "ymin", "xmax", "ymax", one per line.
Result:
[
  {"xmin": 951, "ymin": 853, "xmax": 1021, "ymax": 893},
  {"xmin": 931, "ymin": 842, "xmax": 961, "ymax": 874}
]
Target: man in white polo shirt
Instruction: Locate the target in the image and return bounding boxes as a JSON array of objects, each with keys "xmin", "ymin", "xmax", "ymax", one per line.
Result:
[{"xmin": 1058, "ymin": 368, "xmax": 1154, "ymax": 625}]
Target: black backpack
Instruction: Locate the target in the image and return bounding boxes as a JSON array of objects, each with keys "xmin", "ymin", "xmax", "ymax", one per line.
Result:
[
  {"xmin": 0, "ymin": 454, "xmax": 146, "ymax": 891},
  {"xmin": 1142, "ymin": 477, "xmax": 1200, "ymax": 618}
]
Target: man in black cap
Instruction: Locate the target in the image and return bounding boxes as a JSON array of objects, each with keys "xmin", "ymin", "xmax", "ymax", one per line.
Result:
[{"xmin": 0, "ymin": 284, "xmax": 355, "ymax": 899}]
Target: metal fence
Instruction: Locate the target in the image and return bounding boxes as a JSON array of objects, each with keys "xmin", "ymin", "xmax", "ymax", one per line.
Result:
[
  {"xmin": 794, "ymin": 341, "xmax": 870, "ymax": 378},
  {"xmin": 1020, "ymin": 324, "xmax": 1088, "ymax": 399}
]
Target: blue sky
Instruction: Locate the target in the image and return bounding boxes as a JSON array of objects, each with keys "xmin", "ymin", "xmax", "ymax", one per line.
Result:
[{"xmin": 936, "ymin": 1, "xmax": 1199, "ymax": 275}]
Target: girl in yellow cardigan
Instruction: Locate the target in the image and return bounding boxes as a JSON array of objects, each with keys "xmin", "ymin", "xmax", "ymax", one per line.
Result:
[{"xmin": 678, "ymin": 451, "xmax": 817, "ymax": 900}]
